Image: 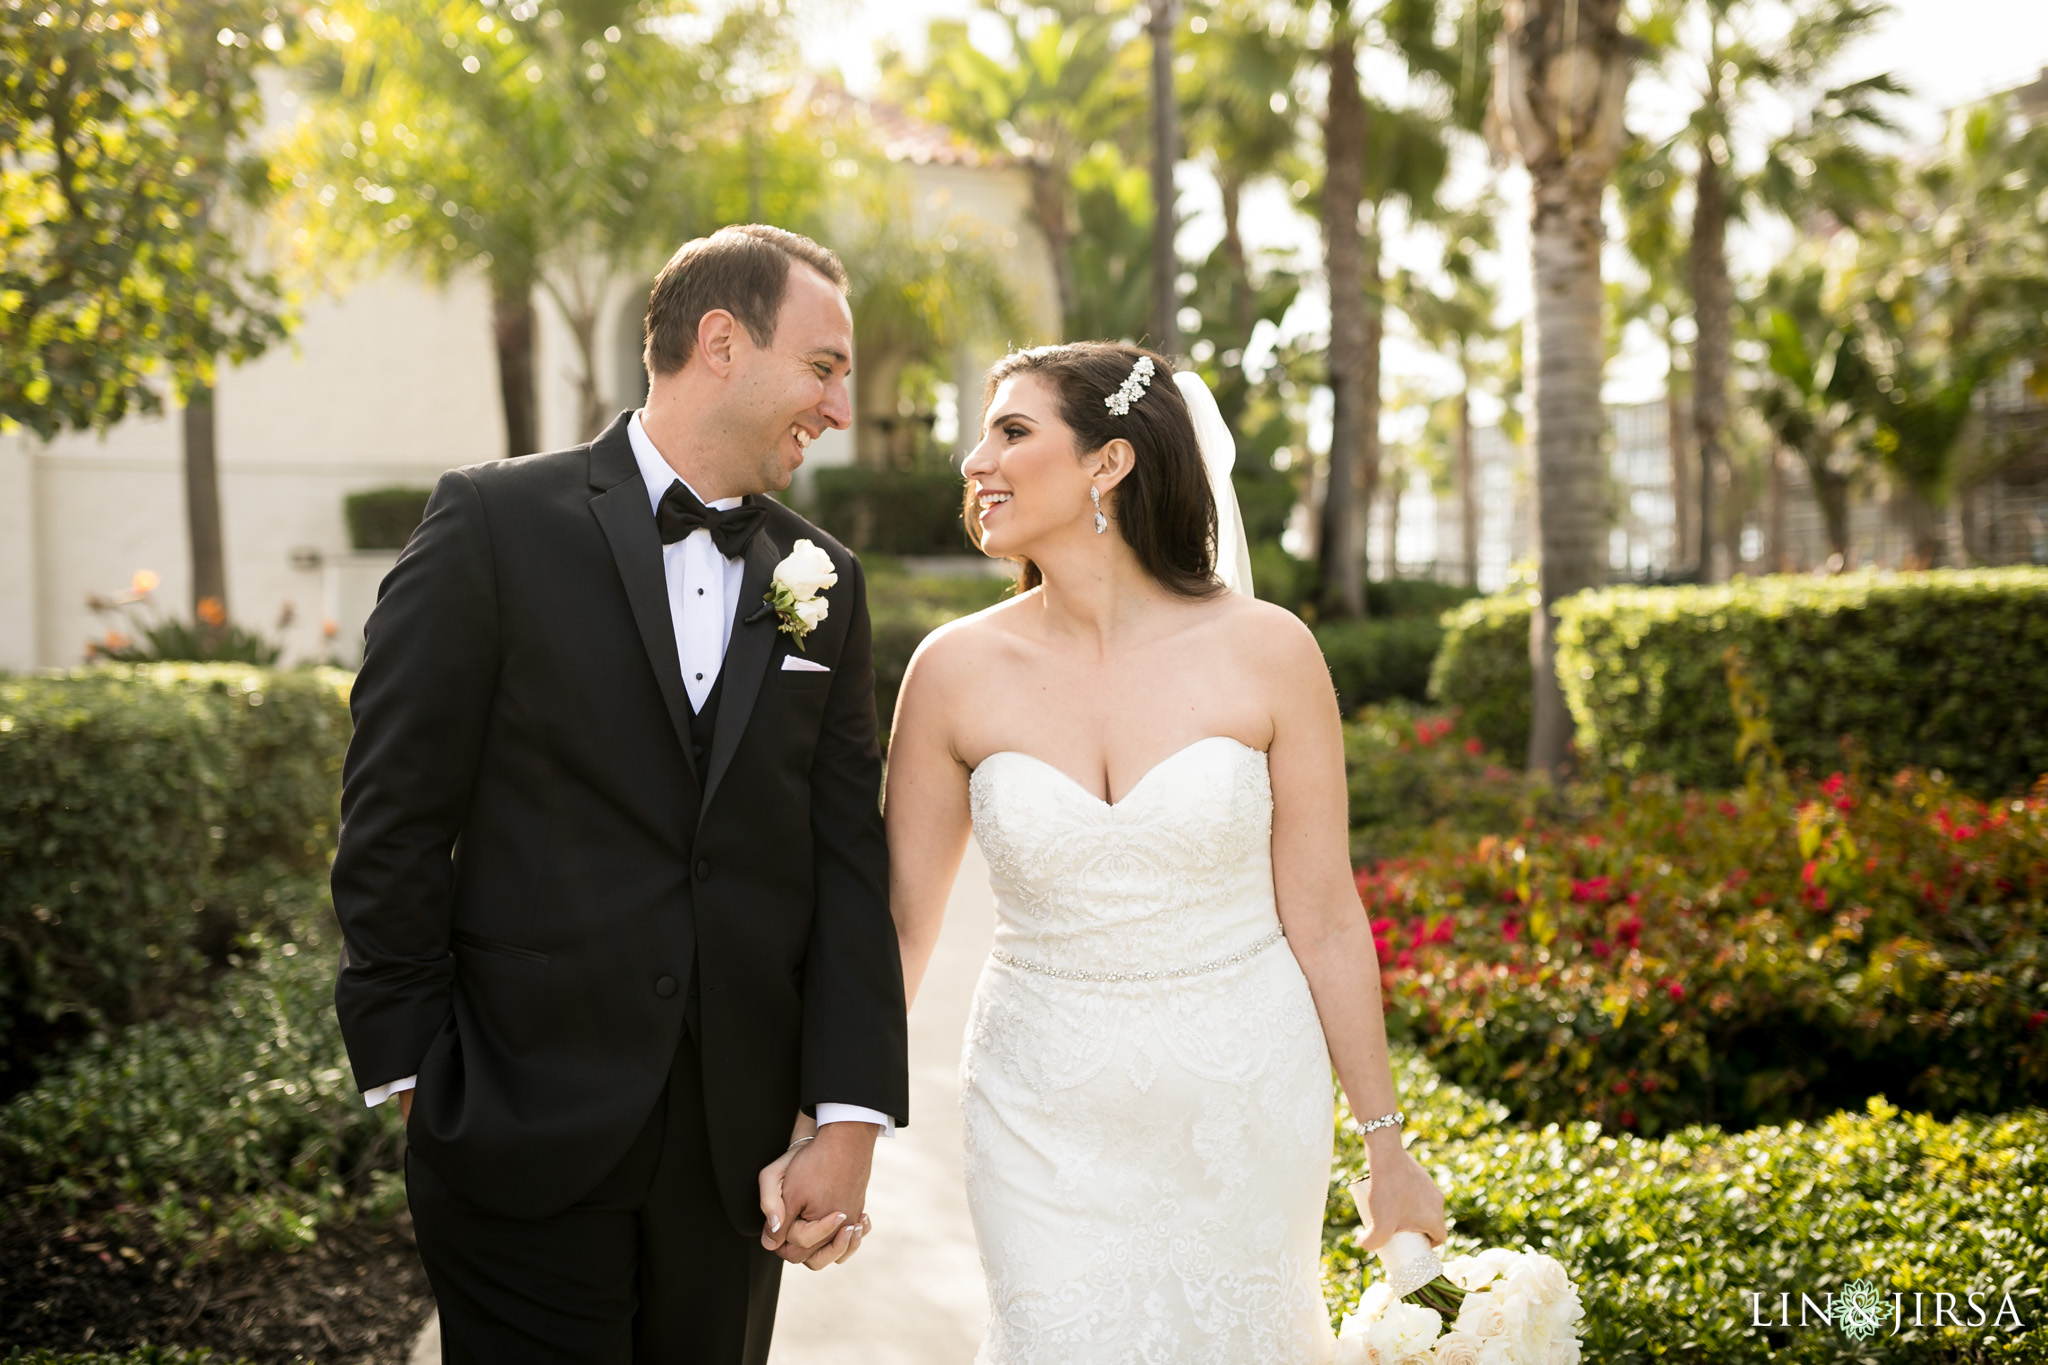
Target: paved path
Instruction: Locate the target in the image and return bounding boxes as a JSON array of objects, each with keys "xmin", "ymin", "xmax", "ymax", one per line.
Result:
[{"xmin": 409, "ymin": 847, "xmax": 994, "ymax": 1365}]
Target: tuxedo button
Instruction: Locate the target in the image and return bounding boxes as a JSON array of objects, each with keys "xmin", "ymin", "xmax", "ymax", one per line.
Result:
[
  {"xmin": 654, "ymin": 975, "xmax": 678, "ymax": 998},
  {"xmin": 694, "ymin": 859, "xmax": 711, "ymax": 881}
]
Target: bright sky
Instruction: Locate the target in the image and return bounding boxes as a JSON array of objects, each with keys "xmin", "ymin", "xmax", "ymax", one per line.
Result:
[{"xmin": 794, "ymin": 0, "xmax": 2048, "ymax": 415}]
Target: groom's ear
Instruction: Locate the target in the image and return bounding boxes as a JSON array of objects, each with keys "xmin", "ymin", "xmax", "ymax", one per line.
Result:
[{"xmin": 696, "ymin": 308, "xmax": 740, "ymax": 378}]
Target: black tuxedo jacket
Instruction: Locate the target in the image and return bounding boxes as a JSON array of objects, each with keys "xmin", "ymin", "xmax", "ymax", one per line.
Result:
[{"xmin": 331, "ymin": 412, "xmax": 907, "ymax": 1229}]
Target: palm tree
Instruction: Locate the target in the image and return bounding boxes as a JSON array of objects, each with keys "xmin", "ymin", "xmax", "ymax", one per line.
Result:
[
  {"xmin": 1181, "ymin": 1, "xmax": 1304, "ymax": 358},
  {"xmin": 899, "ymin": 7, "xmax": 1138, "ymax": 333},
  {"xmin": 1636, "ymin": 0, "xmax": 1901, "ymax": 578},
  {"xmin": 1317, "ymin": 1, "xmax": 1372, "ymax": 617},
  {"xmin": 1751, "ymin": 256, "xmax": 1878, "ymax": 564},
  {"xmin": 1613, "ymin": 139, "xmax": 1696, "ymax": 573},
  {"xmin": 836, "ymin": 207, "xmax": 1024, "ymax": 468},
  {"xmin": 1491, "ymin": 0, "xmax": 1635, "ymax": 775},
  {"xmin": 1150, "ymin": 0, "xmax": 1183, "ymax": 354},
  {"xmin": 1397, "ymin": 197, "xmax": 1505, "ymax": 588}
]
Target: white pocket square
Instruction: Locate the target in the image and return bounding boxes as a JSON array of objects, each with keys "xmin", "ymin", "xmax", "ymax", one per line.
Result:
[{"xmin": 780, "ymin": 656, "xmax": 831, "ymax": 673}]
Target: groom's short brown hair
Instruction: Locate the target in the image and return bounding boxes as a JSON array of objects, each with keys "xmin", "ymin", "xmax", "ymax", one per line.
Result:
[{"xmin": 643, "ymin": 225, "xmax": 849, "ymax": 377}]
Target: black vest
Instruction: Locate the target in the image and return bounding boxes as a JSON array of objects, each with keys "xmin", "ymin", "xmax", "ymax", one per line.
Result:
[{"xmin": 681, "ymin": 670, "xmax": 723, "ymax": 1037}]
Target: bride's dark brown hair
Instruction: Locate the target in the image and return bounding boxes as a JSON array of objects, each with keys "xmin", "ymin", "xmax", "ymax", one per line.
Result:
[{"xmin": 963, "ymin": 342, "xmax": 1222, "ymax": 598}]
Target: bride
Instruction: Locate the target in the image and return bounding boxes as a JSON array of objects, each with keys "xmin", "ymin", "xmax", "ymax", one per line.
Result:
[{"xmin": 884, "ymin": 342, "xmax": 1447, "ymax": 1363}]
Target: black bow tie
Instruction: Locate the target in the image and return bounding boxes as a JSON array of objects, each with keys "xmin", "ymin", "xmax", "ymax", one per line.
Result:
[{"xmin": 656, "ymin": 481, "xmax": 766, "ymax": 558}]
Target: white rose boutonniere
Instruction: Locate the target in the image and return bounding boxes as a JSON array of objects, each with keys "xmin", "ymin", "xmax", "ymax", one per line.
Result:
[{"xmin": 765, "ymin": 539, "xmax": 838, "ymax": 650}]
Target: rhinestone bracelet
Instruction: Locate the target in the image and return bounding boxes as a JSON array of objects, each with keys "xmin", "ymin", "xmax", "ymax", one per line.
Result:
[
  {"xmin": 1356, "ymin": 1108, "xmax": 1405, "ymax": 1136},
  {"xmin": 990, "ymin": 925, "xmax": 1286, "ymax": 984}
]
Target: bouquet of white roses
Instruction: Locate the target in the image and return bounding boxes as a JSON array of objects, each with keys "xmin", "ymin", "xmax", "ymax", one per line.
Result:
[{"xmin": 1335, "ymin": 1232, "xmax": 1584, "ymax": 1365}]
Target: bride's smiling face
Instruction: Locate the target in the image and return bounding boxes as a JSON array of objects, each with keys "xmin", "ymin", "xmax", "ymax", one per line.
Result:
[{"xmin": 963, "ymin": 374, "xmax": 1110, "ymax": 561}]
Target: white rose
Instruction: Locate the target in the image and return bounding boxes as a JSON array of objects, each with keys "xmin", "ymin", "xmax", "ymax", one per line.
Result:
[
  {"xmin": 1473, "ymin": 1249, "xmax": 1520, "ymax": 1280},
  {"xmin": 1442, "ymin": 1256, "xmax": 1499, "ymax": 1293},
  {"xmin": 1355, "ymin": 1283, "xmax": 1397, "ymax": 1319},
  {"xmin": 1432, "ymin": 1330, "xmax": 1485, "ymax": 1365},
  {"xmin": 774, "ymin": 539, "xmax": 838, "ymax": 600},
  {"xmin": 1473, "ymin": 1341, "xmax": 1516, "ymax": 1365},
  {"xmin": 1499, "ymin": 1289, "xmax": 1550, "ymax": 1358},
  {"xmin": 1504, "ymin": 1254, "xmax": 1571, "ymax": 1307},
  {"xmin": 1543, "ymin": 1292, "xmax": 1584, "ymax": 1341},
  {"xmin": 1547, "ymin": 1338, "xmax": 1582, "ymax": 1365},
  {"xmin": 794, "ymin": 595, "xmax": 830, "ymax": 629},
  {"xmin": 1379, "ymin": 1302, "xmax": 1444, "ymax": 1361},
  {"xmin": 1454, "ymin": 1291, "xmax": 1508, "ymax": 1341}
]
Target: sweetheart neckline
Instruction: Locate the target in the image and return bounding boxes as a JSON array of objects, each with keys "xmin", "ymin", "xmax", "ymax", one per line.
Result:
[{"xmin": 970, "ymin": 735, "xmax": 1264, "ymax": 811}]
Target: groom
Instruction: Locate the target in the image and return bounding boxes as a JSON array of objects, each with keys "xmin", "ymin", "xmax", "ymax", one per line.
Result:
[{"xmin": 332, "ymin": 224, "xmax": 908, "ymax": 1363}]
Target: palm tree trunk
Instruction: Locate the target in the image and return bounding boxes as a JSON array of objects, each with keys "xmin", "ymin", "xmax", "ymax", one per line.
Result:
[
  {"xmin": 1030, "ymin": 163, "xmax": 1077, "ymax": 334},
  {"xmin": 1768, "ymin": 446, "xmax": 1788, "ymax": 571},
  {"xmin": 1318, "ymin": 25, "xmax": 1368, "ymax": 619},
  {"xmin": 1221, "ymin": 176, "xmax": 1251, "ymax": 341},
  {"xmin": 1150, "ymin": 0, "xmax": 1182, "ymax": 355},
  {"xmin": 182, "ymin": 385, "xmax": 227, "ymax": 621},
  {"xmin": 1690, "ymin": 146, "xmax": 1732, "ymax": 582},
  {"xmin": 1457, "ymin": 383, "xmax": 1478, "ymax": 587},
  {"xmin": 1526, "ymin": 172, "xmax": 1612, "ymax": 774},
  {"xmin": 493, "ymin": 273, "xmax": 539, "ymax": 460},
  {"xmin": 1665, "ymin": 354, "xmax": 1692, "ymax": 573}
]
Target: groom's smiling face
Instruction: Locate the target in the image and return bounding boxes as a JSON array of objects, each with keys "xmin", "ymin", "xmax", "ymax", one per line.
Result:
[{"xmin": 725, "ymin": 264, "xmax": 854, "ymax": 494}]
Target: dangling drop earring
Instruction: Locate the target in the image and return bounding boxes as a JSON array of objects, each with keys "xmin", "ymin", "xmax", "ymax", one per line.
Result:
[{"xmin": 1091, "ymin": 486, "xmax": 1107, "ymax": 535}]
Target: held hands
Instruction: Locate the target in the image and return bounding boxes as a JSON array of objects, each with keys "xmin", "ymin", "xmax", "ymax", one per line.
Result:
[
  {"xmin": 1349, "ymin": 1128, "xmax": 1448, "ymax": 1254},
  {"xmin": 758, "ymin": 1117, "xmax": 878, "ymax": 1270}
]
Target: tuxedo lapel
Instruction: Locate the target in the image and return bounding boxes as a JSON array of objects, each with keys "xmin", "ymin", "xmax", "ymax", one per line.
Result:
[
  {"xmin": 587, "ymin": 414, "xmax": 699, "ymax": 784},
  {"xmin": 699, "ymin": 513, "xmax": 780, "ymax": 814}
]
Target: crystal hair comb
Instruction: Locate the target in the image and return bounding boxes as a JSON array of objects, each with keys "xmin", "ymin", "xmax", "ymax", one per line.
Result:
[{"xmin": 1104, "ymin": 355, "xmax": 1156, "ymax": 416}]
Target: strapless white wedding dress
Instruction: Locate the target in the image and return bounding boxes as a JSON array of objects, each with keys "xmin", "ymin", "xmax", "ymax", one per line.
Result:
[{"xmin": 962, "ymin": 735, "xmax": 1338, "ymax": 1364}]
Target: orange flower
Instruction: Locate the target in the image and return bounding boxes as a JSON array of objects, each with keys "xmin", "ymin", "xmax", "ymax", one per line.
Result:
[
  {"xmin": 104, "ymin": 630, "xmax": 131, "ymax": 650},
  {"xmin": 131, "ymin": 569, "xmax": 161, "ymax": 595},
  {"xmin": 321, "ymin": 617, "xmax": 339, "ymax": 639},
  {"xmin": 197, "ymin": 597, "xmax": 226, "ymax": 626}
]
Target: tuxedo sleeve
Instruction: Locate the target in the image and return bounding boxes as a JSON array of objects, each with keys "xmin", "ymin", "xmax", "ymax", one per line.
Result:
[
  {"xmin": 799, "ymin": 554, "xmax": 909, "ymax": 1126},
  {"xmin": 331, "ymin": 468, "xmax": 499, "ymax": 1093}
]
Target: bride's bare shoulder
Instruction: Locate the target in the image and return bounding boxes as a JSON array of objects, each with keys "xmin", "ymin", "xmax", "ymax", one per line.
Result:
[
  {"xmin": 902, "ymin": 588, "xmax": 1037, "ymax": 682},
  {"xmin": 1207, "ymin": 591, "xmax": 1320, "ymax": 665}
]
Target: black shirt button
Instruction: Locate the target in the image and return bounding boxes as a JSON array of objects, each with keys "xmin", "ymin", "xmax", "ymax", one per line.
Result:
[
  {"xmin": 697, "ymin": 587, "xmax": 704, "ymax": 595},
  {"xmin": 695, "ymin": 672, "xmax": 703, "ymax": 680},
  {"xmin": 654, "ymin": 975, "xmax": 678, "ymax": 998},
  {"xmin": 695, "ymin": 859, "xmax": 711, "ymax": 881}
]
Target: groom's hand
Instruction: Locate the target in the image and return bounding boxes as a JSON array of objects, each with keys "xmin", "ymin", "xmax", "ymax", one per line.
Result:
[{"xmin": 773, "ymin": 1121, "xmax": 878, "ymax": 1268}]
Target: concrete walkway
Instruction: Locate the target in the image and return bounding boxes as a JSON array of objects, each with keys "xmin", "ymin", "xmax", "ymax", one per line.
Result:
[{"xmin": 408, "ymin": 847, "xmax": 994, "ymax": 1365}]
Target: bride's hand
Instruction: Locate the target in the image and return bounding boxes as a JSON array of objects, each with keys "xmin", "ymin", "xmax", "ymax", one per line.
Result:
[
  {"xmin": 1351, "ymin": 1132, "xmax": 1448, "ymax": 1253},
  {"xmin": 759, "ymin": 1116, "xmax": 869, "ymax": 1269},
  {"xmin": 759, "ymin": 1115, "xmax": 818, "ymax": 1248}
]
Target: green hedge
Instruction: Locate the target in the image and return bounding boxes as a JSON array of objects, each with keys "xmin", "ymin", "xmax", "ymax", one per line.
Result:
[
  {"xmin": 0, "ymin": 666, "xmax": 352, "ymax": 1084},
  {"xmin": 0, "ymin": 881, "xmax": 405, "ymax": 1255},
  {"xmin": 1323, "ymin": 1053, "xmax": 2048, "ymax": 1361},
  {"xmin": 1556, "ymin": 569, "xmax": 2048, "ymax": 793},
  {"xmin": 342, "ymin": 486, "xmax": 431, "ymax": 551},
  {"xmin": 1428, "ymin": 592, "xmax": 1534, "ymax": 760},
  {"xmin": 811, "ymin": 468, "xmax": 970, "ymax": 555},
  {"xmin": 1315, "ymin": 618, "xmax": 1444, "ymax": 713},
  {"xmin": 4, "ymin": 1353, "xmax": 250, "ymax": 1365}
]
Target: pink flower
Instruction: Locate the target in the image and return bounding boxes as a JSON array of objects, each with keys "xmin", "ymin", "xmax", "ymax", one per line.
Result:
[
  {"xmin": 1663, "ymin": 979, "xmax": 1685, "ymax": 1001},
  {"xmin": 1501, "ymin": 918, "xmax": 1522, "ymax": 943},
  {"xmin": 1589, "ymin": 938, "xmax": 1612, "ymax": 960},
  {"xmin": 1616, "ymin": 916, "xmax": 1643, "ymax": 949},
  {"xmin": 1464, "ymin": 737, "xmax": 1485, "ymax": 755}
]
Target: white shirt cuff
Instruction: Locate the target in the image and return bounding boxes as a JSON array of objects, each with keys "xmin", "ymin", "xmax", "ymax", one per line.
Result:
[
  {"xmin": 363, "ymin": 1075, "xmax": 417, "ymax": 1108},
  {"xmin": 816, "ymin": 1102, "xmax": 896, "ymax": 1136}
]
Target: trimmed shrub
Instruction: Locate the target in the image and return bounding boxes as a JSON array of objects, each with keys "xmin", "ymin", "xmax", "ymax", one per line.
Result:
[
  {"xmin": 1315, "ymin": 618, "xmax": 1444, "ymax": 713},
  {"xmin": 1322, "ymin": 1052, "xmax": 2048, "ymax": 1361},
  {"xmin": 4, "ymin": 1354, "xmax": 250, "ymax": 1364},
  {"xmin": 341, "ymin": 486, "xmax": 431, "ymax": 551},
  {"xmin": 0, "ymin": 666, "xmax": 352, "ymax": 1084},
  {"xmin": 1357, "ymin": 762, "xmax": 2048, "ymax": 1135},
  {"xmin": 1556, "ymin": 568, "xmax": 2048, "ymax": 794},
  {"xmin": 0, "ymin": 880, "xmax": 406, "ymax": 1256},
  {"xmin": 865, "ymin": 559, "xmax": 1012, "ymax": 730},
  {"xmin": 1428, "ymin": 592, "xmax": 1535, "ymax": 761},
  {"xmin": 1364, "ymin": 578, "xmax": 1478, "ymax": 621},
  {"xmin": 811, "ymin": 468, "xmax": 971, "ymax": 555}
]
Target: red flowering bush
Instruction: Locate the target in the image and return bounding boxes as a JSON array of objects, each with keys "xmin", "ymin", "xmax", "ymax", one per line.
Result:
[{"xmin": 1350, "ymin": 713, "xmax": 2048, "ymax": 1134}]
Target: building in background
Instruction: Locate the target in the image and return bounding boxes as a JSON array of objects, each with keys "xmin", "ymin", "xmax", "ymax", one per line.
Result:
[{"xmin": 0, "ymin": 99, "xmax": 1056, "ymax": 675}]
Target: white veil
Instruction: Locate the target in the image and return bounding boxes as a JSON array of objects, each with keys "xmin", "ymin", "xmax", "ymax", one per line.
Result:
[{"xmin": 1172, "ymin": 369, "xmax": 1256, "ymax": 598}]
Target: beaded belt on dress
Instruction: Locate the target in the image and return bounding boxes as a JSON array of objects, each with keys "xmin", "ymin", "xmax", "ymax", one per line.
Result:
[{"xmin": 990, "ymin": 925, "xmax": 1286, "ymax": 983}]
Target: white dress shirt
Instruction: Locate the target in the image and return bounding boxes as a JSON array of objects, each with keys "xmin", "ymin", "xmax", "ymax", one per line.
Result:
[{"xmin": 363, "ymin": 412, "xmax": 890, "ymax": 1135}]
